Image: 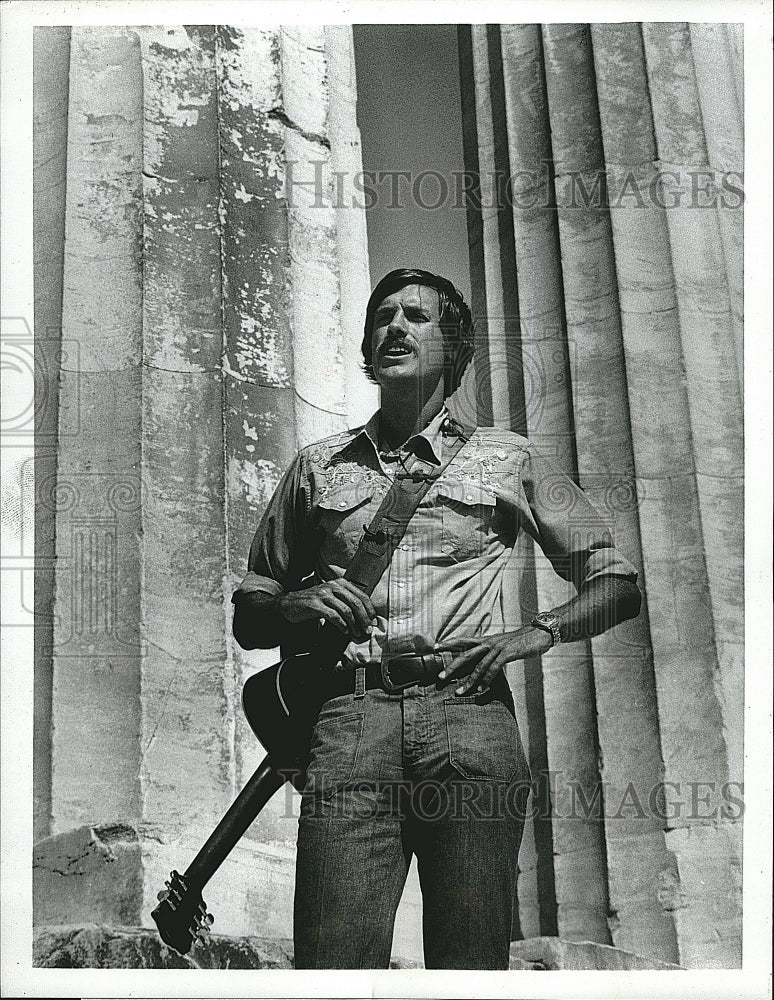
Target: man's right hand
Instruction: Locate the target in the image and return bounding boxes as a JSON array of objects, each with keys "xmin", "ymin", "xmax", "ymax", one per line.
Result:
[{"xmin": 276, "ymin": 580, "xmax": 376, "ymax": 642}]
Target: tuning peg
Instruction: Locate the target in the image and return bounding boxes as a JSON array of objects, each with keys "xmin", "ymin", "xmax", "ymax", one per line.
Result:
[
  {"xmin": 204, "ymin": 911, "xmax": 214, "ymax": 926},
  {"xmin": 156, "ymin": 889, "xmax": 169, "ymax": 902},
  {"xmin": 193, "ymin": 924, "xmax": 211, "ymax": 945}
]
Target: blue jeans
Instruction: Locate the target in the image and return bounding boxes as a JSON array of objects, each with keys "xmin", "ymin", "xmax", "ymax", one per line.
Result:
[{"xmin": 293, "ymin": 673, "xmax": 531, "ymax": 969}]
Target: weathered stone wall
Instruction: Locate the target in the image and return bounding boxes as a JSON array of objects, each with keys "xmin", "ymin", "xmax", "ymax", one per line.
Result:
[{"xmin": 458, "ymin": 22, "xmax": 743, "ymax": 969}]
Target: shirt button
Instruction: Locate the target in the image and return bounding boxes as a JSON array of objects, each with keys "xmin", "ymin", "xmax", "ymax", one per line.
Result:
[
  {"xmin": 338, "ymin": 501, "xmax": 347, "ymax": 508},
  {"xmin": 466, "ymin": 494, "xmax": 474, "ymax": 501},
  {"xmin": 396, "ymin": 582, "xmax": 404, "ymax": 589},
  {"xmin": 401, "ymin": 544, "xmax": 409, "ymax": 551},
  {"xmin": 496, "ymin": 451, "xmax": 507, "ymax": 460}
]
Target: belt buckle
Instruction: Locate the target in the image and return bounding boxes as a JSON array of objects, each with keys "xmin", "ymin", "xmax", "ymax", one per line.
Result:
[{"xmin": 381, "ymin": 652, "xmax": 422, "ymax": 693}]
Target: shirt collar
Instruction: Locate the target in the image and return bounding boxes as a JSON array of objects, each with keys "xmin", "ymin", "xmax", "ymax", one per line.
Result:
[{"xmin": 335, "ymin": 405, "xmax": 450, "ymax": 465}]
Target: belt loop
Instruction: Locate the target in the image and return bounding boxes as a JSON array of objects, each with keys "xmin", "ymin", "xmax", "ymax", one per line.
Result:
[{"xmin": 354, "ymin": 665, "xmax": 366, "ymax": 700}]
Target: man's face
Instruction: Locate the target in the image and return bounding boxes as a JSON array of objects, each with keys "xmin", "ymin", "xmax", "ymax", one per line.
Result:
[{"xmin": 370, "ymin": 284, "xmax": 446, "ymax": 393}]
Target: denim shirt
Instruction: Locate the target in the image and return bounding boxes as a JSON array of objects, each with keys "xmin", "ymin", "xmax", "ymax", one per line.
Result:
[{"xmin": 234, "ymin": 407, "xmax": 638, "ymax": 664}]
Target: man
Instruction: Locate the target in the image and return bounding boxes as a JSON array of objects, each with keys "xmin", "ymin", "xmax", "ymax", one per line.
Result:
[{"xmin": 232, "ymin": 268, "xmax": 641, "ymax": 969}]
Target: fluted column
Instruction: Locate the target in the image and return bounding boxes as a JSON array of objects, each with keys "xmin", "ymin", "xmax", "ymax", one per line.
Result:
[
  {"xmin": 216, "ymin": 27, "xmax": 375, "ymax": 859},
  {"xmin": 325, "ymin": 25, "xmax": 376, "ymax": 428},
  {"xmin": 215, "ymin": 27, "xmax": 299, "ymax": 848},
  {"xmin": 642, "ymin": 23, "xmax": 744, "ymax": 794},
  {"xmin": 51, "ymin": 27, "xmax": 145, "ymax": 831},
  {"xmin": 500, "ymin": 23, "xmax": 610, "ymax": 945},
  {"xmin": 33, "ymin": 25, "xmax": 71, "ymax": 841},
  {"xmin": 638, "ymin": 23, "xmax": 744, "ymax": 967},
  {"xmin": 541, "ymin": 23, "xmax": 679, "ymax": 962},
  {"xmin": 592, "ymin": 23, "xmax": 741, "ymax": 968},
  {"xmin": 462, "ymin": 25, "xmax": 557, "ymax": 941},
  {"xmin": 281, "ymin": 27, "xmax": 349, "ymax": 446},
  {"xmin": 688, "ymin": 23, "xmax": 744, "ymax": 388},
  {"xmin": 468, "ymin": 25, "xmax": 523, "ymax": 430},
  {"xmin": 137, "ymin": 24, "xmax": 232, "ymax": 874}
]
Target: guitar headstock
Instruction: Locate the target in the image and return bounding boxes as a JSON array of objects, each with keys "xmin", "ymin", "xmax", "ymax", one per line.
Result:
[{"xmin": 151, "ymin": 870, "xmax": 214, "ymax": 955}]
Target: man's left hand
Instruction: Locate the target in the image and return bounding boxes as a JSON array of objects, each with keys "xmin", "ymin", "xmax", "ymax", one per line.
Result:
[{"xmin": 438, "ymin": 627, "xmax": 554, "ymax": 696}]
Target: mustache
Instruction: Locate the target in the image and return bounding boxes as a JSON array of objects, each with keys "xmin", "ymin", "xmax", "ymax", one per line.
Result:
[{"xmin": 379, "ymin": 335, "xmax": 415, "ymax": 354}]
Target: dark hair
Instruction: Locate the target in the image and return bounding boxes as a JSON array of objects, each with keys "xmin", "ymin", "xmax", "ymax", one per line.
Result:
[{"xmin": 361, "ymin": 268, "xmax": 474, "ymax": 395}]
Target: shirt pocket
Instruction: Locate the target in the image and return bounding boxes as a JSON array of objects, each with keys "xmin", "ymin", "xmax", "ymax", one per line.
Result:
[
  {"xmin": 435, "ymin": 479, "xmax": 497, "ymax": 562},
  {"xmin": 316, "ymin": 485, "xmax": 377, "ymax": 567},
  {"xmin": 443, "ymin": 699, "xmax": 529, "ymax": 783}
]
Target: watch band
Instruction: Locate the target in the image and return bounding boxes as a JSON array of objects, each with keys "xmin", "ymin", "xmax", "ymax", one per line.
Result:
[{"xmin": 531, "ymin": 611, "xmax": 562, "ymax": 647}]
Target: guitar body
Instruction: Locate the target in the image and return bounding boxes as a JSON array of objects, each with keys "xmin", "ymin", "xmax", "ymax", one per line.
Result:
[{"xmin": 241, "ymin": 651, "xmax": 326, "ymax": 765}]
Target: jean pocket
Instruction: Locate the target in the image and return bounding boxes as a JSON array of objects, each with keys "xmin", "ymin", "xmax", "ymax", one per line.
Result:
[
  {"xmin": 437, "ymin": 480, "xmax": 496, "ymax": 561},
  {"xmin": 305, "ymin": 707, "xmax": 365, "ymax": 799},
  {"xmin": 443, "ymin": 700, "xmax": 529, "ymax": 783}
]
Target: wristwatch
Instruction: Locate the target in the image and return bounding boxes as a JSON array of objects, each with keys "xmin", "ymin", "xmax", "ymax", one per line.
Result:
[{"xmin": 531, "ymin": 611, "xmax": 562, "ymax": 648}]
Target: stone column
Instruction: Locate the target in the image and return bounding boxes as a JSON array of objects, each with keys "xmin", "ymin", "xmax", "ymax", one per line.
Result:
[
  {"xmin": 500, "ymin": 23, "xmax": 610, "ymax": 945},
  {"xmin": 642, "ymin": 23, "xmax": 744, "ymax": 798},
  {"xmin": 541, "ymin": 23, "xmax": 679, "ymax": 962},
  {"xmin": 592, "ymin": 22, "xmax": 741, "ymax": 968},
  {"xmin": 216, "ymin": 25, "xmax": 373, "ymax": 932},
  {"xmin": 136, "ymin": 26, "xmax": 236, "ymax": 928},
  {"xmin": 638, "ymin": 23, "xmax": 744, "ymax": 968},
  {"xmin": 688, "ymin": 23, "xmax": 744, "ymax": 388},
  {"xmin": 461, "ymin": 25, "xmax": 557, "ymax": 941},
  {"xmin": 214, "ymin": 28, "xmax": 301, "ymax": 896},
  {"xmin": 51, "ymin": 26, "xmax": 145, "ymax": 833},
  {"xmin": 33, "ymin": 25, "xmax": 71, "ymax": 842},
  {"xmin": 468, "ymin": 25, "xmax": 524, "ymax": 430},
  {"xmin": 325, "ymin": 25, "xmax": 376, "ymax": 428}
]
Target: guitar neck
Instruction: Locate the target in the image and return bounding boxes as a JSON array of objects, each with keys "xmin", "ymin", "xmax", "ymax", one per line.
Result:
[{"xmin": 183, "ymin": 755, "xmax": 286, "ymax": 890}]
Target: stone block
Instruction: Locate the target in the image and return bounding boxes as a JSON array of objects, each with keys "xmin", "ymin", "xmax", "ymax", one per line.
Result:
[
  {"xmin": 33, "ymin": 821, "xmax": 298, "ymax": 941},
  {"xmin": 34, "ymin": 825, "xmax": 143, "ymax": 927},
  {"xmin": 509, "ymin": 935, "xmax": 683, "ymax": 970}
]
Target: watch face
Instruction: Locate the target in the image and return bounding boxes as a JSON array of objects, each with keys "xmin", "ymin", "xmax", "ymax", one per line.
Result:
[{"xmin": 533, "ymin": 612, "xmax": 560, "ymax": 644}]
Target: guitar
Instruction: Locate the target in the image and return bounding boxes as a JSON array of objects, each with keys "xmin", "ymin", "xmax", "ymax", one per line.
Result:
[{"xmin": 151, "ymin": 651, "xmax": 330, "ymax": 955}]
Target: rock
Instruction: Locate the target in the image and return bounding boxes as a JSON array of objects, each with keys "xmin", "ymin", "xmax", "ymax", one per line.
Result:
[{"xmin": 33, "ymin": 925, "xmax": 294, "ymax": 969}]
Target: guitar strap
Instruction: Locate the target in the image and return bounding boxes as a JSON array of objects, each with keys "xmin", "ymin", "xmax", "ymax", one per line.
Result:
[{"xmin": 311, "ymin": 415, "xmax": 472, "ymax": 664}]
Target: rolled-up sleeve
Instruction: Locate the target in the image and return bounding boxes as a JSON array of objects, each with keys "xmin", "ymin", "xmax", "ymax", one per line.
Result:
[
  {"xmin": 516, "ymin": 446, "xmax": 638, "ymax": 591},
  {"xmin": 231, "ymin": 452, "xmax": 313, "ymax": 603}
]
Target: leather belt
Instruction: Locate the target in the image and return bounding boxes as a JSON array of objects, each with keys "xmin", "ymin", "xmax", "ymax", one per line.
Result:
[{"xmin": 325, "ymin": 653, "xmax": 447, "ymax": 698}]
